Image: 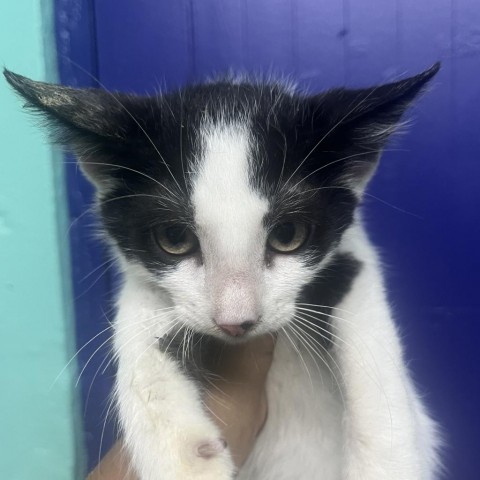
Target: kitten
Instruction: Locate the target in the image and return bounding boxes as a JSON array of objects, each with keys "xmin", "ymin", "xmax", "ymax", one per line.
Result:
[{"xmin": 5, "ymin": 64, "xmax": 441, "ymax": 479}]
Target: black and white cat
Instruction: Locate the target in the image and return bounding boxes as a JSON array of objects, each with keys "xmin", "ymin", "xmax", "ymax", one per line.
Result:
[{"xmin": 5, "ymin": 64, "xmax": 441, "ymax": 479}]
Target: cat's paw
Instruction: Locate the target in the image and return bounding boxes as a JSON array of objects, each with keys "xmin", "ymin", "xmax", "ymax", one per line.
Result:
[
  {"xmin": 181, "ymin": 435, "xmax": 235, "ymax": 480},
  {"xmin": 131, "ymin": 432, "xmax": 235, "ymax": 480},
  {"xmin": 196, "ymin": 438, "xmax": 228, "ymax": 459}
]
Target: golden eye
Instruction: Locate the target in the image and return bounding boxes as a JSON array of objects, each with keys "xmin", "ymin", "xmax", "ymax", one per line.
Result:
[
  {"xmin": 154, "ymin": 224, "xmax": 198, "ymax": 256},
  {"xmin": 267, "ymin": 222, "xmax": 309, "ymax": 253}
]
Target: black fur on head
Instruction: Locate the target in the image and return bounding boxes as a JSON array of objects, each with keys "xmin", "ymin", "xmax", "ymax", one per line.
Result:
[{"xmin": 4, "ymin": 64, "xmax": 440, "ymax": 270}]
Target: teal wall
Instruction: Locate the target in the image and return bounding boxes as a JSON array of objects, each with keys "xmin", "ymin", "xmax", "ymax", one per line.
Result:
[{"xmin": 0, "ymin": 1, "xmax": 82, "ymax": 479}]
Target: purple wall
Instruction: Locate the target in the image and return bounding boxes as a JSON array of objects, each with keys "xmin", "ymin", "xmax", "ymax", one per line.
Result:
[{"xmin": 56, "ymin": 0, "xmax": 480, "ymax": 477}]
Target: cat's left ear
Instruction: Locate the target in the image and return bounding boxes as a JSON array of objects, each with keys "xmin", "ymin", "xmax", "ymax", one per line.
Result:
[
  {"xmin": 4, "ymin": 69, "xmax": 144, "ymax": 191},
  {"xmin": 305, "ymin": 63, "xmax": 440, "ymax": 194}
]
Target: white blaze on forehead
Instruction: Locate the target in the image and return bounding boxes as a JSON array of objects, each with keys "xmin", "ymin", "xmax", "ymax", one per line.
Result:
[
  {"xmin": 192, "ymin": 121, "xmax": 268, "ymax": 323},
  {"xmin": 192, "ymin": 121, "xmax": 269, "ymax": 262}
]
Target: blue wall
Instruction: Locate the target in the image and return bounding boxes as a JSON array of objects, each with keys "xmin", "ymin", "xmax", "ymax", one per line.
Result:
[{"xmin": 56, "ymin": 1, "xmax": 480, "ymax": 477}]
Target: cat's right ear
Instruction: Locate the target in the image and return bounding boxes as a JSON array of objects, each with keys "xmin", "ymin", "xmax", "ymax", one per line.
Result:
[{"xmin": 4, "ymin": 69, "xmax": 135, "ymax": 191}]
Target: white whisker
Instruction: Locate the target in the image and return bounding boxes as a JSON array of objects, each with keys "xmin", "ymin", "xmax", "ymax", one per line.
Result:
[{"xmin": 281, "ymin": 326, "xmax": 314, "ymax": 390}]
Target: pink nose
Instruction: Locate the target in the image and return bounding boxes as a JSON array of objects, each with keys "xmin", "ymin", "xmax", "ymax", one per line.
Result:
[{"xmin": 217, "ymin": 320, "xmax": 257, "ymax": 337}]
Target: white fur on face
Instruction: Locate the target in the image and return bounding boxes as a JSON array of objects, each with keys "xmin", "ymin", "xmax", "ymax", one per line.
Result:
[
  {"xmin": 192, "ymin": 122, "xmax": 268, "ymax": 327},
  {"xmin": 118, "ymin": 120, "xmax": 323, "ymax": 339},
  {"xmin": 140, "ymin": 120, "xmax": 315, "ymax": 337}
]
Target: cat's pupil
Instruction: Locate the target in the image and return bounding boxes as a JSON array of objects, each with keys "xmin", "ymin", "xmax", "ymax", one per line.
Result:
[
  {"xmin": 166, "ymin": 226, "xmax": 186, "ymax": 245},
  {"xmin": 273, "ymin": 223, "xmax": 296, "ymax": 245}
]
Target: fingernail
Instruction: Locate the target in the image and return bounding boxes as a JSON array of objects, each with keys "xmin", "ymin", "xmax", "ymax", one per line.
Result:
[{"xmin": 197, "ymin": 438, "xmax": 227, "ymax": 458}]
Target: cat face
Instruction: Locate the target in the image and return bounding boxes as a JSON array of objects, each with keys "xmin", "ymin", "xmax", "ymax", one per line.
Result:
[
  {"xmin": 140, "ymin": 119, "xmax": 334, "ymax": 339},
  {"xmin": 4, "ymin": 66, "xmax": 439, "ymax": 340}
]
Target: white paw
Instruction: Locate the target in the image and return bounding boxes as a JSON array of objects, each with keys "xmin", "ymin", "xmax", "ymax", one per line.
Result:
[
  {"xmin": 130, "ymin": 432, "xmax": 235, "ymax": 480},
  {"xmin": 196, "ymin": 438, "xmax": 227, "ymax": 459},
  {"xmin": 184, "ymin": 435, "xmax": 234, "ymax": 480}
]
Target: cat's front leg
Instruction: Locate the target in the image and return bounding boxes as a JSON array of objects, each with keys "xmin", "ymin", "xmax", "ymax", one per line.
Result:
[
  {"xmin": 116, "ymin": 347, "xmax": 234, "ymax": 480},
  {"xmin": 114, "ymin": 315, "xmax": 235, "ymax": 480}
]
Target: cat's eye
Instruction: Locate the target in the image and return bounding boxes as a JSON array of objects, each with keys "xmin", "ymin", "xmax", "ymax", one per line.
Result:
[
  {"xmin": 153, "ymin": 224, "xmax": 198, "ymax": 256},
  {"xmin": 267, "ymin": 222, "xmax": 309, "ymax": 253}
]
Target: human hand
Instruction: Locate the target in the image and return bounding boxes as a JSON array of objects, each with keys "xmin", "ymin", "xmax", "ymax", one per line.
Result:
[{"xmin": 87, "ymin": 334, "xmax": 275, "ymax": 479}]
